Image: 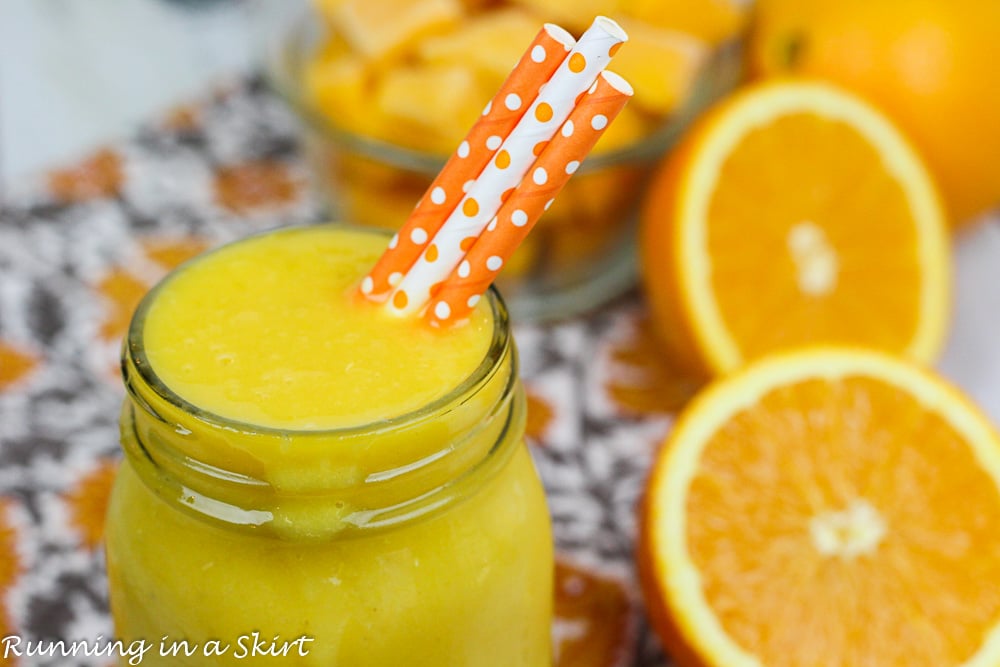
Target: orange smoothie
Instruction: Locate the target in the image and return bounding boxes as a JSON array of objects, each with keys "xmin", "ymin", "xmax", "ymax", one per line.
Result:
[{"xmin": 105, "ymin": 225, "xmax": 553, "ymax": 666}]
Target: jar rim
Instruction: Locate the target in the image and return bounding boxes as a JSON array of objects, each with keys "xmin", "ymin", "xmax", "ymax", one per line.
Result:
[{"xmin": 124, "ymin": 223, "xmax": 514, "ymax": 440}]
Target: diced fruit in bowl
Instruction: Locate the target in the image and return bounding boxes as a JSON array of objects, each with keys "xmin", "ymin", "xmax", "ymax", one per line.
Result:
[
  {"xmin": 325, "ymin": 0, "xmax": 462, "ymax": 61},
  {"xmin": 284, "ymin": 0, "xmax": 743, "ymax": 318},
  {"xmin": 305, "ymin": 0, "xmax": 742, "ymax": 153},
  {"xmin": 305, "ymin": 0, "xmax": 740, "ymax": 151}
]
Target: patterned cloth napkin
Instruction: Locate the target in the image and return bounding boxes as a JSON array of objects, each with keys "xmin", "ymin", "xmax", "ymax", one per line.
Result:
[{"xmin": 0, "ymin": 76, "xmax": 697, "ymax": 666}]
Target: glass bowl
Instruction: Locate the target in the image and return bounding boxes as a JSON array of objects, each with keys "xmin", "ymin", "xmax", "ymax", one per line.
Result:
[{"xmin": 266, "ymin": 10, "xmax": 743, "ymax": 321}]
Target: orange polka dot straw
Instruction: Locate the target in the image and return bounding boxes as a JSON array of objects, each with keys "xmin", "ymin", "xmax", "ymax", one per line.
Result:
[
  {"xmin": 426, "ymin": 71, "xmax": 634, "ymax": 327},
  {"xmin": 387, "ymin": 17, "xmax": 628, "ymax": 317},
  {"xmin": 358, "ymin": 24, "xmax": 575, "ymax": 302}
]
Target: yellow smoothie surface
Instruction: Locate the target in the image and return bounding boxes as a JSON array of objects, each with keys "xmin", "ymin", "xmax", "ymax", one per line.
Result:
[{"xmin": 143, "ymin": 226, "xmax": 494, "ymax": 430}]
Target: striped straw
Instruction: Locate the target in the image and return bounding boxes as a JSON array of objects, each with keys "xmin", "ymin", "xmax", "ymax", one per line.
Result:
[
  {"xmin": 359, "ymin": 24, "xmax": 576, "ymax": 301},
  {"xmin": 386, "ymin": 16, "xmax": 628, "ymax": 316},
  {"xmin": 426, "ymin": 71, "xmax": 634, "ymax": 326}
]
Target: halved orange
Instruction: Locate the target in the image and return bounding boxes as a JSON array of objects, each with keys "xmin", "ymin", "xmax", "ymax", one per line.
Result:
[
  {"xmin": 638, "ymin": 347, "xmax": 1000, "ymax": 667},
  {"xmin": 640, "ymin": 81, "xmax": 950, "ymax": 377}
]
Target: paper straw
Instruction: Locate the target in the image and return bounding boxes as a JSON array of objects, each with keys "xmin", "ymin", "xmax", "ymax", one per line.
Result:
[
  {"xmin": 425, "ymin": 71, "xmax": 634, "ymax": 326},
  {"xmin": 386, "ymin": 16, "xmax": 628, "ymax": 316},
  {"xmin": 359, "ymin": 24, "xmax": 576, "ymax": 301}
]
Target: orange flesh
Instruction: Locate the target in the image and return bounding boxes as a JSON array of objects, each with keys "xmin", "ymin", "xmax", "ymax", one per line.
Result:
[
  {"xmin": 706, "ymin": 112, "xmax": 923, "ymax": 358},
  {"xmin": 686, "ymin": 375, "xmax": 1000, "ymax": 666}
]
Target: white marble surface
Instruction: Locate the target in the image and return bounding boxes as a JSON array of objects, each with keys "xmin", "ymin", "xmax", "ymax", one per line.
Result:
[
  {"xmin": 0, "ymin": 0, "xmax": 257, "ymax": 189},
  {"xmin": 939, "ymin": 220, "xmax": 1000, "ymax": 420}
]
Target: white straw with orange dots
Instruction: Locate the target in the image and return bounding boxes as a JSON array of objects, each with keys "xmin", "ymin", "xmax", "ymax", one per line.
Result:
[
  {"xmin": 426, "ymin": 70, "xmax": 633, "ymax": 326},
  {"xmin": 385, "ymin": 17, "xmax": 628, "ymax": 316},
  {"xmin": 359, "ymin": 24, "xmax": 575, "ymax": 301}
]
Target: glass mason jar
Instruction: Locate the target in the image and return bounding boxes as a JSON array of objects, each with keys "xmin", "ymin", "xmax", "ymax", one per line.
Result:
[{"xmin": 105, "ymin": 229, "xmax": 554, "ymax": 666}]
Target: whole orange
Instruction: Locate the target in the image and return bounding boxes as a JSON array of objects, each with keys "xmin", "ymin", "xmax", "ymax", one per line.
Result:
[{"xmin": 749, "ymin": 0, "xmax": 1000, "ymax": 226}]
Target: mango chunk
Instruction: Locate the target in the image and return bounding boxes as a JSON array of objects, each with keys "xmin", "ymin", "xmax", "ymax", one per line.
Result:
[
  {"xmin": 417, "ymin": 8, "xmax": 541, "ymax": 89},
  {"xmin": 618, "ymin": 0, "xmax": 745, "ymax": 44},
  {"xmin": 510, "ymin": 0, "xmax": 621, "ymax": 33},
  {"xmin": 329, "ymin": 0, "xmax": 464, "ymax": 61},
  {"xmin": 305, "ymin": 54, "xmax": 383, "ymax": 137},
  {"xmin": 376, "ymin": 64, "xmax": 485, "ymax": 151},
  {"xmin": 608, "ymin": 17, "xmax": 708, "ymax": 115}
]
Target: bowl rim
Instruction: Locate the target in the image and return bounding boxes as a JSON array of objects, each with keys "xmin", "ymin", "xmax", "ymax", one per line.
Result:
[{"xmin": 265, "ymin": 8, "xmax": 745, "ymax": 175}]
